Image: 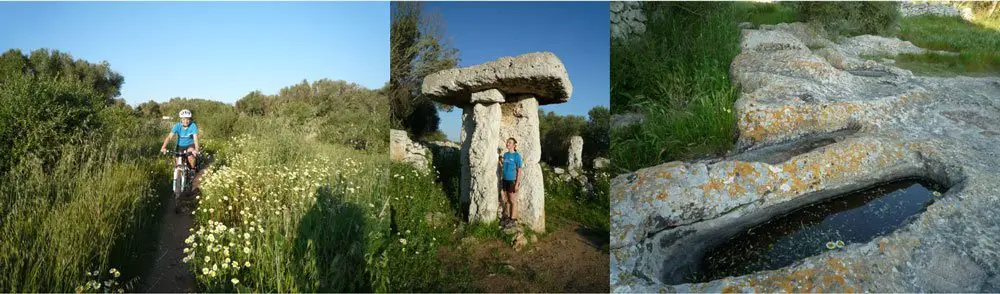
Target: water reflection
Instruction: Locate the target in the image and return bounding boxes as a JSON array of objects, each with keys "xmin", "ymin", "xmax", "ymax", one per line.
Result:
[{"xmin": 692, "ymin": 179, "xmax": 945, "ymax": 282}]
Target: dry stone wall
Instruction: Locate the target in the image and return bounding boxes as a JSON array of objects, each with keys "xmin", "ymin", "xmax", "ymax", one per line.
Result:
[
  {"xmin": 611, "ymin": 1, "xmax": 647, "ymax": 40},
  {"xmin": 901, "ymin": 1, "xmax": 974, "ymax": 21}
]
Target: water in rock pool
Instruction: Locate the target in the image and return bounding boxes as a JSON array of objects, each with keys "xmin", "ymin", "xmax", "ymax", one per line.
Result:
[{"xmin": 693, "ymin": 179, "xmax": 945, "ymax": 283}]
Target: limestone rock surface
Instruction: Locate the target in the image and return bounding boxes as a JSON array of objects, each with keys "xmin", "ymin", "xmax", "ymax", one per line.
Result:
[
  {"xmin": 389, "ymin": 129, "xmax": 429, "ymax": 172},
  {"xmin": 422, "ymin": 52, "xmax": 572, "ymax": 105},
  {"xmin": 462, "ymin": 103, "xmax": 502, "ymax": 223},
  {"xmin": 612, "ymin": 22, "xmax": 1000, "ymax": 293},
  {"xmin": 568, "ymin": 136, "xmax": 584, "ymax": 171}
]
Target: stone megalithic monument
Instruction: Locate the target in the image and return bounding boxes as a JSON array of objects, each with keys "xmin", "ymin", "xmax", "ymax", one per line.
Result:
[
  {"xmin": 567, "ymin": 135, "xmax": 583, "ymax": 171},
  {"xmin": 422, "ymin": 52, "xmax": 572, "ymax": 232}
]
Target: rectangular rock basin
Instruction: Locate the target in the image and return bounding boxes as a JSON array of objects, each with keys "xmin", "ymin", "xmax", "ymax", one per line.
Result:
[{"xmin": 690, "ymin": 178, "xmax": 946, "ymax": 283}]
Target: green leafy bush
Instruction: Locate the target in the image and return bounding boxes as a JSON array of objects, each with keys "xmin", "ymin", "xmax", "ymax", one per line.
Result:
[
  {"xmin": 0, "ymin": 48, "xmax": 164, "ymax": 292},
  {"xmin": 0, "ymin": 76, "xmax": 104, "ymax": 172},
  {"xmin": 795, "ymin": 1, "xmax": 900, "ymax": 37},
  {"xmin": 538, "ymin": 106, "xmax": 610, "ymax": 168},
  {"xmin": 159, "ymin": 98, "xmax": 240, "ymax": 140}
]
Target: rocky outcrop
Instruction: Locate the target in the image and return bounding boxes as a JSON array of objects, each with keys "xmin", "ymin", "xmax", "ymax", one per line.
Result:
[
  {"xmin": 594, "ymin": 157, "xmax": 611, "ymax": 170},
  {"xmin": 424, "ymin": 52, "xmax": 573, "ymax": 232},
  {"xmin": 568, "ymin": 136, "xmax": 584, "ymax": 171},
  {"xmin": 612, "ymin": 23, "xmax": 1000, "ymax": 292},
  {"xmin": 389, "ymin": 129, "xmax": 429, "ymax": 172},
  {"xmin": 611, "ymin": 112, "xmax": 645, "ymax": 129},
  {"xmin": 901, "ymin": 2, "xmax": 974, "ymax": 21},
  {"xmin": 425, "ymin": 140, "xmax": 460, "ymax": 159},
  {"xmin": 611, "ymin": 1, "xmax": 647, "ymax": 40}
]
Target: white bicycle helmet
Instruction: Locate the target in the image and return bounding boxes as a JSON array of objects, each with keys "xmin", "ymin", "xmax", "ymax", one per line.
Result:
[{"xmin": 179, "ymin": 109, "xmax": 192, "ymax": 118}]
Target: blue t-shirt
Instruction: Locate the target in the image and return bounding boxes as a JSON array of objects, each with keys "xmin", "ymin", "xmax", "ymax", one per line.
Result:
[
  {"xmin": 502, "ymin": 151, "xmax": 522, "ymax": 181},
  {"xmin": 172, "ymin": 122, "xmax": 198, "ymax": 147}
]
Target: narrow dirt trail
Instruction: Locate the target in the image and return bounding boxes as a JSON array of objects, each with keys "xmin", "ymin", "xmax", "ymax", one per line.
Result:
[{"xmin": 141, "ymin": 162, "xmax": 209, "ymax": 292}]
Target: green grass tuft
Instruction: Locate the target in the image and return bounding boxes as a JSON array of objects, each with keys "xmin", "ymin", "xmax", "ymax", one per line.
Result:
[
  {"xmin": 897, "ymin": 15, "xmax": 1000, "ymax": 76},
  {"xmin": 612, "ymin": 2, "xmax": 774, "ymax": 170}
]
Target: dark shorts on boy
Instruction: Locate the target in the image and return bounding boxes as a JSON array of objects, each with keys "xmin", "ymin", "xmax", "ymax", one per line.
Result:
[{"xmin": 502, "ymin": 180, "xmax": 516, "ymax": 193}]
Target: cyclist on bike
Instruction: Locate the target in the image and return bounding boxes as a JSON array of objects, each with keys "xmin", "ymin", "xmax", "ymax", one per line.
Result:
[{"xmin": 160, "ymin": 109, "xmax": 200, "ymax": 170}]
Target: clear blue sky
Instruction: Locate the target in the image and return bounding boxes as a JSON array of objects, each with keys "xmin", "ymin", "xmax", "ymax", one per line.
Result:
[
  {"xmin": 422, "ymin": 2, "xmax": 611, "ymax": 141},
  {"xmin": 0, "ymin": 2, "xmax": 389, "ymax": 106}
]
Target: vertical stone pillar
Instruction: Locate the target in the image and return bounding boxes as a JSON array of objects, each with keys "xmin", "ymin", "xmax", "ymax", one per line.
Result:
[
  {"xmin": 462, "ymin": 101, "xmax": 502, "ymax": 223},
  {"xmin": 568, "ymin": 135, "xmax": 583, "ymax": 171},
  {"xmin": 459, "ymin": 108, "xmax": 471, "ymax": 208},
  {"xmin": 498, "ymin": 95, "xmax": 545, "ymax": 232}
]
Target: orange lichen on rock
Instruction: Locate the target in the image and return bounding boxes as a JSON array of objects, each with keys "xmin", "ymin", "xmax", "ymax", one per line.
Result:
[
  {"xmin": 737, "ymin": 99, "xmax": 874, "ymax": 147},
  {"xmin": 827, "ymin": 258, "xmax": 849, "ymax": 273},
  {"xmin": 734, "ymin": 162, "xmax": 761, "ymax": 178},
  {"xmin": 701, "ymin": 178, "xmax": 726, "ymax": 197}
]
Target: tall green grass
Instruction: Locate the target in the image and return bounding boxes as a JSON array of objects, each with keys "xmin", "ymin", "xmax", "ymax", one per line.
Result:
[
  {"xmin": 184, "ymin": 121, "xmax": 390, "ymax": 292},
  {"xmin": 612, "ymin": 2, "xmax": 790, "ymax": 171},
  {"xmin": 0, "ymin": 124, "xmax": 166, "ymax": 292},
  {"xmin": 543, "ymin": 164, "xmax": 611, "ymax": 237},
  {"xmin": 898, "ymin": 15, "xmax": 1000, "ymax": 76},
  {"xmin": 385, "ymin": 163, "xmax": 472, "ymax": 292}
]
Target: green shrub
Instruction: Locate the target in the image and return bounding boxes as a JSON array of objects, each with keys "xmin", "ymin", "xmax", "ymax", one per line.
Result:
[
  {"xmin": 539, "ymin": 111, "xmax": 587, "ymax": 166},
  {"xmin": 735, "ymin": 2, "xmax": 798, "ymax": 26},
  {"xmin": 159, "ymin": 98, "xmax": 240, "ymax": 140},
  {"xmin": 0, "ymin": 75, "xmax": 105, "ymax": 173},
  {"xmin": 794, "ymin": 1, "xmax": 900, "ymax": 37},
  {"xmin": 418, "ymin": 131, "xmax": 448, "ymax": 142},
  {"xmin": 542, "ymin": 165, "xmax": 610, "ymax": 235}
]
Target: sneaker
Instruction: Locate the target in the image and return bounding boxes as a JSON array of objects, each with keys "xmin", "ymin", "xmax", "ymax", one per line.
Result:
[{"xmin": 502, "ymin": 219, "xmax": 517, "ymax": 229}]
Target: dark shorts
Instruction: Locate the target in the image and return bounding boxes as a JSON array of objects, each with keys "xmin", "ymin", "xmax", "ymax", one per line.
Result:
[
  {"xmin": 502, "ymin": 180, "xmax": 516, "ymax": 193},
  {"xmin": 176, "ymin": 145, "xmax": 194, "ymax": 152}
]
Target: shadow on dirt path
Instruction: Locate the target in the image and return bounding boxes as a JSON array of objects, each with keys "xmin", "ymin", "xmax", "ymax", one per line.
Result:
[{"xmin": 141, "ymin": 156, "xmax": 212, "ymax": 292}]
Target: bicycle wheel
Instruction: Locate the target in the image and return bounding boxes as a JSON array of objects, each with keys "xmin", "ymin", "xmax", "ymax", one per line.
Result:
[{"xmin": 173, "ymin": 168, "xmax": 184, "ymax": 198}]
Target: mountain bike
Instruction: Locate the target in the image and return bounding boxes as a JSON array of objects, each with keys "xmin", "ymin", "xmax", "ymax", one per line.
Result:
[{"xmin": 168, "ymin": 150, "xmax": 196, "ymax": 199}]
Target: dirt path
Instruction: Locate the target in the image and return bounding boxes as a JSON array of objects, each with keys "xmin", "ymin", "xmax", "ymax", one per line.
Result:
[
  {"xmin": 449, "ymin": 221, "xmax": 611, "ymax": 292},
  {"xmin": 141, "ymin": 164, "xmax": 208, "ymax": 292}
]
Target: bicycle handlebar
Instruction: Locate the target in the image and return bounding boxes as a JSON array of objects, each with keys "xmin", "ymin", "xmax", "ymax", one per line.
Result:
[{"xmin": 165, "ymin": 151, "xmax": 191, "ymax": 157}]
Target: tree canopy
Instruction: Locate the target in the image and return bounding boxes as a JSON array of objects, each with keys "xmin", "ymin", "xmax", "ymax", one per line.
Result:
[
  {"xmin": 1, "ymin": 48, "xmax": 124, "ymax": 103},
  {"xmin": 390, "ymin": 2, "xmax": 460, "ymax": 139},
  {"xmin": 538, "ymin": 106, "xmax": 610, "ymax": 168},
  {"xmin": 0, "ymin": 48, "xmax": 128, "ymax": 173}
]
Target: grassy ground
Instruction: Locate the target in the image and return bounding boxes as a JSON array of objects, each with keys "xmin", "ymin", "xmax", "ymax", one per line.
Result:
[
  {"xmin": 385, "ymin": 152, "xmax": 610, "ymax": 291},
  {"xmin": 542, "ymin": 164, "xmax": 610, "ymax": 236},
  {"xmin": 611, "ymin": 2, "xmax": 796, "ymax": 171},
  {"xmin": 897, "ymin": 15, "xmax": 1000, "ymax": 76},
  {"xmin": 182, "ymin": 120, "xmax": 390, "ymax": 292}
]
